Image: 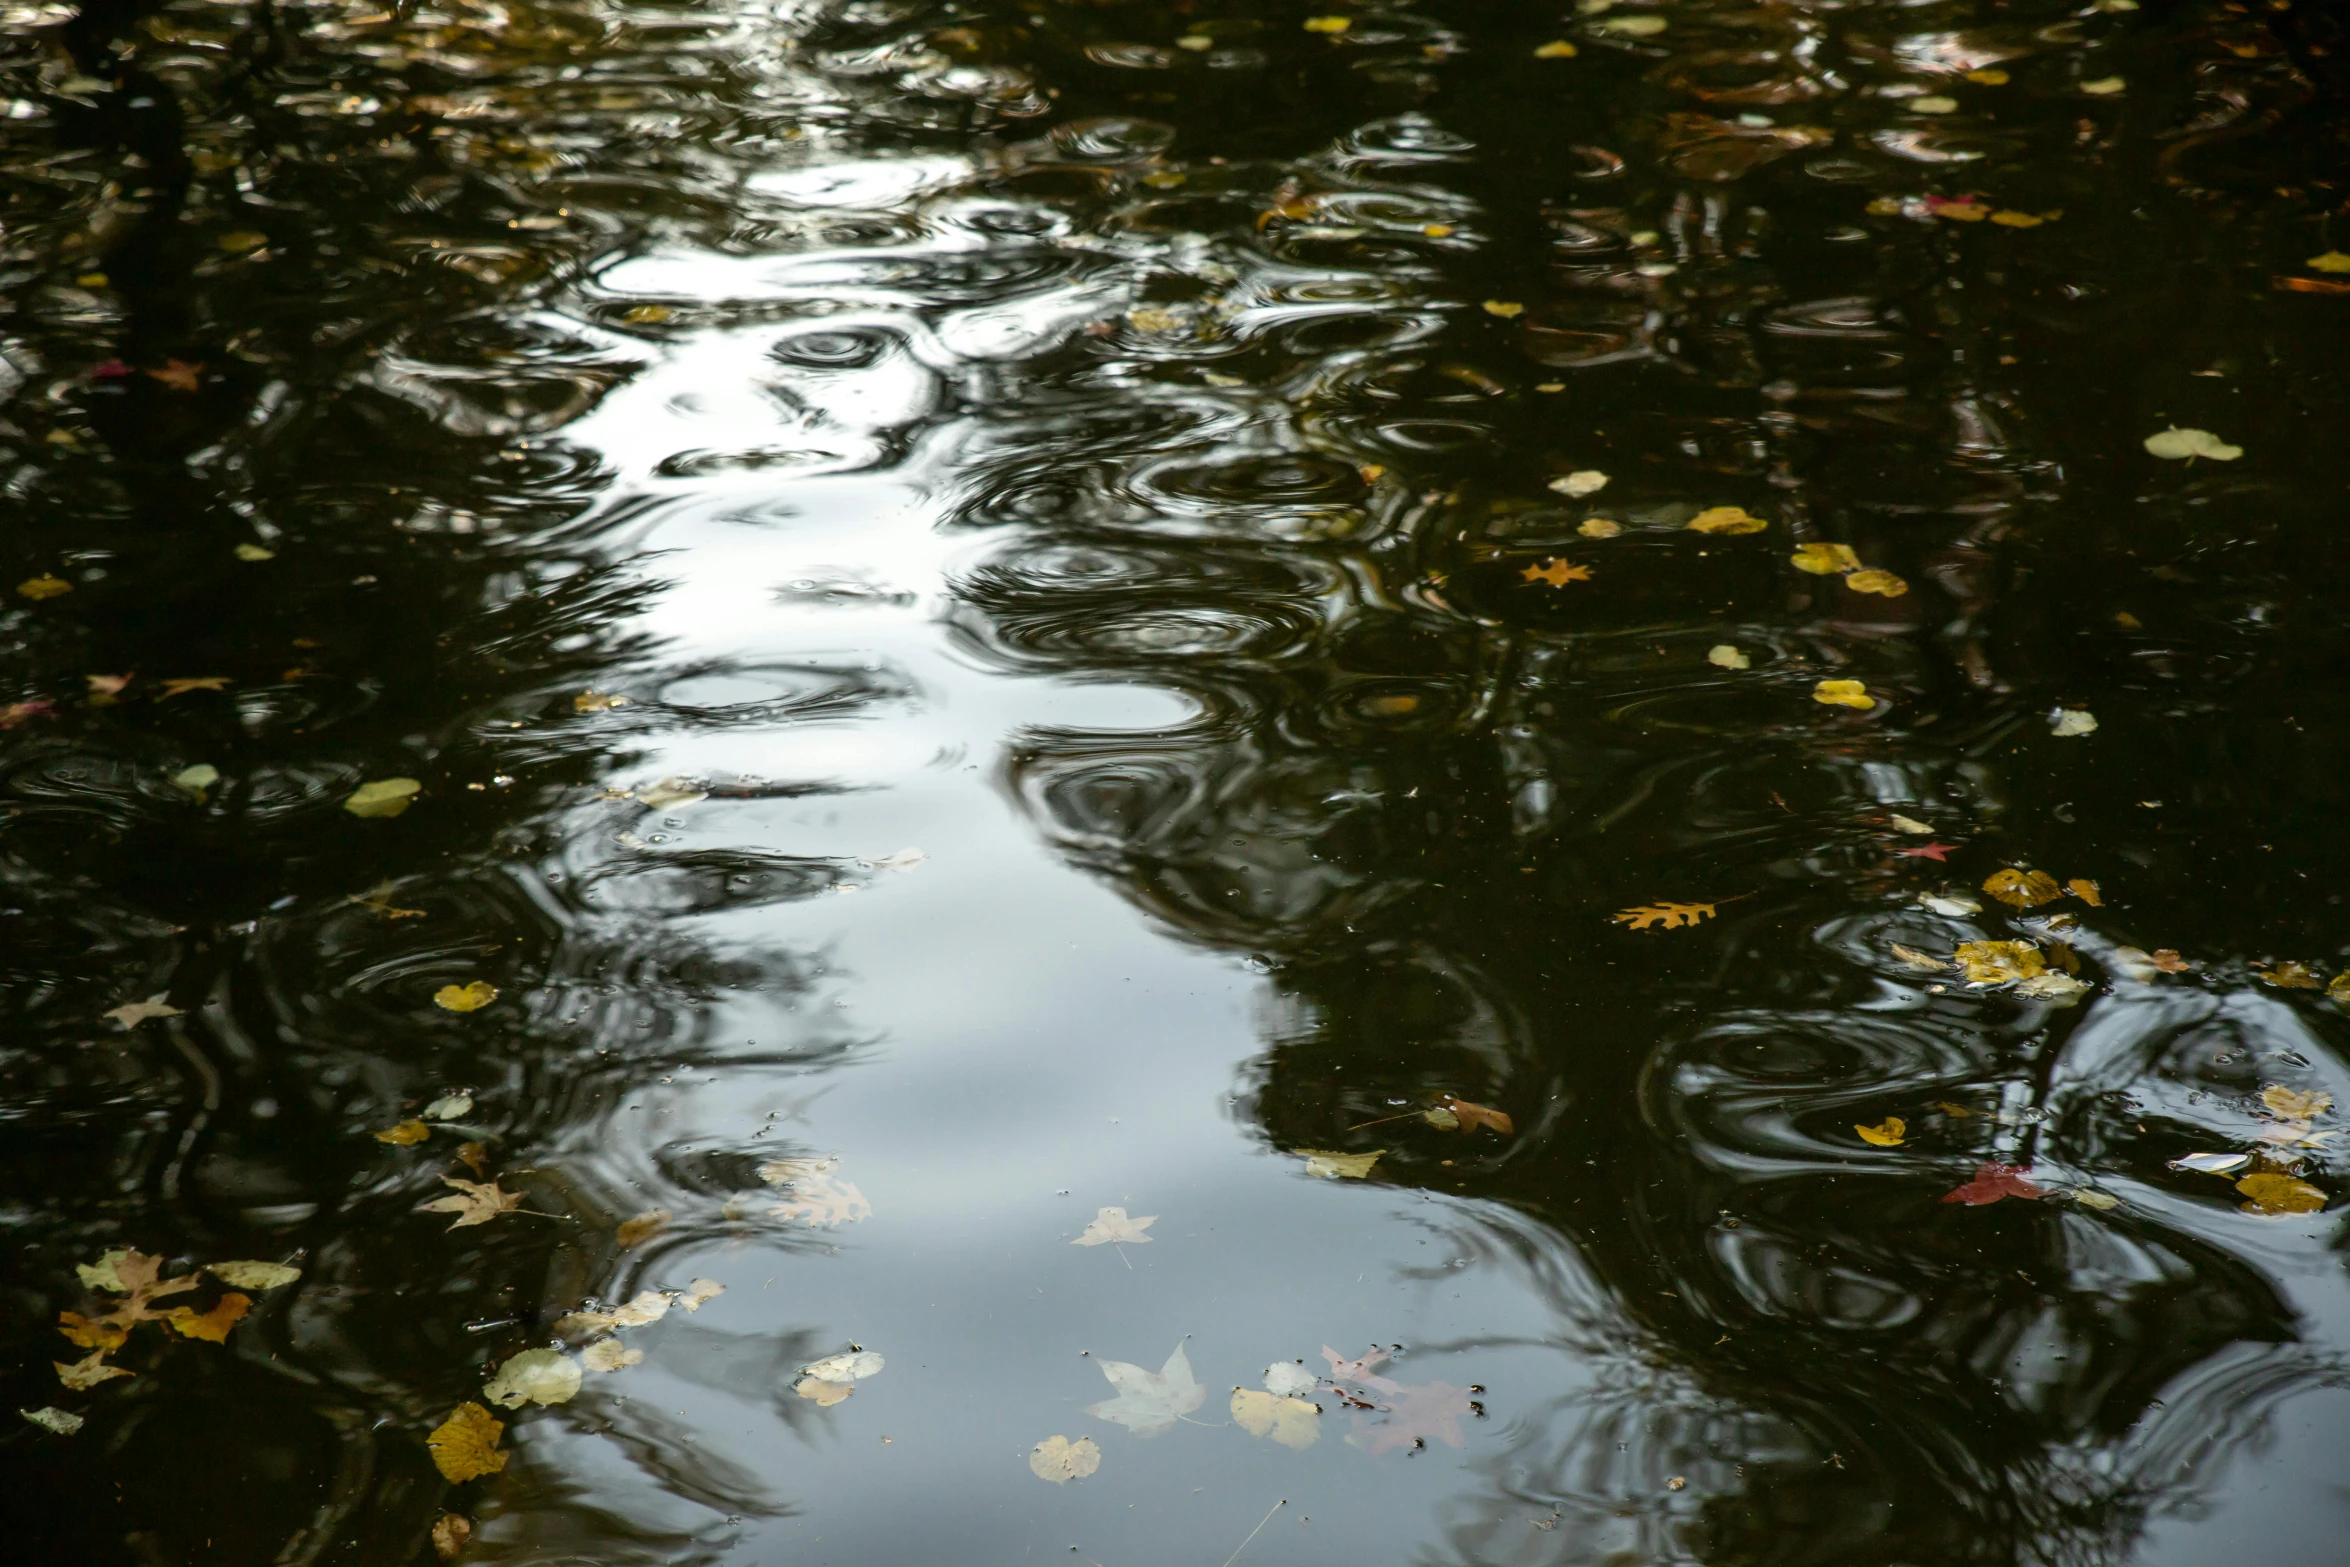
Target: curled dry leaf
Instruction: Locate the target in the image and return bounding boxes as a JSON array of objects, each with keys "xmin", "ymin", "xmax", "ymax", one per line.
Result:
[
  {"xmin": 432, "ymin": 1515, "xmax": 472, "ymax": 1562},
  {"xmin": 1940, "ymin": 1163, "xmax": 2045, "ymax": 1205},
  {"xmin": 433, "ymin": 982, "xmax": 497, "ymax": 1013},
  {"xmin": 427, "ymin": 1402, "xmax": 507, "ymax": 1483},
  {"xmin": 344, "ymin": 778, "xmax": 422, "ymax": 818},
  {"xmin": 1613, "ymin": 901, "xmax": 1716, "ymax": 930},
  {"xmin": 1813, "ymin": 679, "xmax": 1873, "ymax": 710},
  {"xmin": 1299, "ymin": 1149, "xmax": 1381, "ymax": 1179},
  {"xmin": 1845, "ymin": 569, "xmax": 1907, "ymax": 597},
  {"xmin": 1687, "ymin": 505, "xmax": 1766, "ymax": 535},
  {"xmin": 484, "ymin": 1348, "xmax": 582, "ymax": 1409},
  {"xmin": 1855, "ymin": 1118, "xmax": 1906, "ymax": 1147},
  {"xmin": 1030, "ymin": 1434, "xmax": 1102, "ymax": 1482},
  {"xmin": 2238, "ymin": 1173, "xmax": 2327, "ymax": 1214},
  {"xmin": 1231, "ymin": 1388, "xmax": 1320, "ymax": 1449},
  {"xmin": 1983, "ymin": 868, "xmax": 2061, "ymax": 909},
  {"xmin": 1074, "ymin": 1206, "xmax": 1155, "ymax": 1246}
]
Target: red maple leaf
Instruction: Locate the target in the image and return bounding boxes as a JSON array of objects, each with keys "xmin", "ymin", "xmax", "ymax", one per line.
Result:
[
  {"xmin": 1898, "ymin": 841, "xmax": 1956, "ymax": 861},
  {"xmin": 1939, "ymin": 1163, "xmax": 2044, "ymax": 1205}
]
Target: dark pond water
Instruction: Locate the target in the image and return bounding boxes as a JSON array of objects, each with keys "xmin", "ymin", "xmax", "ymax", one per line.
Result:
[{"xmin": 7, "ymin": 0, "xmax": 2350, "ymax": 1562}]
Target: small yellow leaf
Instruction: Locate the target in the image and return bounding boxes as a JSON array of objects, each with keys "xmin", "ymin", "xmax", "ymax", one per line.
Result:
[
  {"xmin": 1888, "ymin": 943, "xmax": 1948, "ymax": 973},
  {"xmin": 165, "ymin": 1292, "xmax": 250, "ymax": 1343},
  {"xmin": 427, "ymin": 1403, "xmax": 508, "ymax": 1483},
  {"xmin": 1965, "ymin": 68, "xmax": 2010, "ymax": 85},
  {"xmin": 206, "ymin": 1260, "xmax": 300, "ymax": 1290},
  {"xmin": 1300, "ymin": 1149, "xmax": 1382, "ymax": 1179},
  {"xmin": 1577, "ymin": 517, "xmax": 1623, "ymax": 539},
  {"xmin": 1983, "ymin": 867, "xmax": 2062, "ymax": 909},
  {"xmin": 374, "ymin": 1120, "xmax": 430, "ymax": 1146},
  {"xmin": 1534, "ymin": 40, "xmax": 1577, "ymax": 58},
  {"xmin": 1687, "ymin": 506, "xmax": 1766, "ymax": 535},
  {"xmin": 55, "ymin": 1349, "xmax": 133, "ymax": 1389},
  {"xmin": 2263, "ymin": 1085, "xmax": 2334, "ymax": 1120},
  {"xmin": 1790, "ymin": 543, "xmax": 1861, "ymax": 576},
  {"xmin": 2310, "ymin": 251, "xmax": 2350, "ymax": 274},
  {"xmin": 2263, "ymin": 962, "xmax": 2324, "ymax": 990},
  {"xmin": 2065, "ymin": 877, "xmax": 2102, "ymax": 906},
  {"xmin": 1303, "ymin": 15, "xmax": 1350, "ymax": 32},
  {"xmin": 1482, "ymin": 300, "xmax": 1524, "ymax": 318},
  {"xmin": 2080, "ymin": 76, "xmax": 2125, "ymax": 96},
  {"xmin": 1550, "ymin": 470, "xmax": 1609, "ymax": 498},
  {"xmin": 621, "ymin": 304, "xmax": 671, "ymax": 323},
  {"xmin": 1911, "ymin": 96, "xmax": 1958, "ymax": 114},
  {"xmin": 1030, "ymin": 1434, "xmax": 1102, "ymax": 1482},
  {"xmin": 344, "ymin": 777, "xmax": 422, "ymax": 818},
  {"xmin": 1855, "ymin": 1117, "xmax": 1906, "ymax": 1147},
  {"xmin": 583, "ymin": 1338, "xmax": 642, "ymax": 1373},
  {"xmin": 573, "ymin": 690, "xmax": 629, "ymax": 712},
  {"xmin": 1988, "ymin": 210, "xmax": 2044, "ymax": 228},
  {"xmin": 434, "ymin": 981, "xmax": 498, "ymax": 1013},
  {"xmin": 1707, "ymin": 644, "xmax": 1750, "ymax": 670},
  {"xmin": 57, "ymin": 1312, "xmax": 127, "ymax": 1351},
  {"xmin": 234, "ymin": 543, "xmax": 275, "ymax": 562},
  {"xmin": 1520, "ymin": 558, "xmax": 1592, "ymax": 587},
  {"xmin": 1231, "ymin": 1388, "xmax": 1321, "ymax": 1448},
  {"xmin": 2237, "ymin": 1172, "xmax": 2326, "ymax": 1215},
  {"xmin": 2144, "ymin": 427, "xmax": 2241, "ymax": 462},
  {"xmin": 432, "ymin": 1516, "xmax": 472, "ymax": 1561},
  {"xmin": 1073, "ymin": 1206, "xmax": 1156, "ymax": 1246},
  {"xmin": 17, "ymin": 575, "xmax": 72, "ymax": 600},
  {"xmin": 1845, "ymin": 569, "xmax": 1908, "ymax": 597},
  {"xmin": 217, "ymin": 230, "xmax": 268, "ymax": 252},
  {"xmin": 1812, "ymin": 679, "xmax": 1874, "ymax": 710},
  {"xmin": 1954, "ymin": 940, "xmax": 2046, "ymax": 985},
  {"xmin": 616, "ymin": 1208, "xmax": 671, "ymax": 1248}
]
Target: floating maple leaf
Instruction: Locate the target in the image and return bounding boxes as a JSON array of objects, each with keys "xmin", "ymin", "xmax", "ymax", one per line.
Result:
[
  {"xmin": 1897, "ymin": 842, "xmax": 1955, "ymax": 861},
  {"xmin": 420, "ymin": 1176, "xmax": 525, "ymax": 1229},
  {"xmin": 1321, "ymin": 1345, "xmax": 1390, "ymax": 1382},
  {"xmin": 1349, "ymin": 1377, "xmax": 1477, "ymax": 1455},
  {"xmin": 1983, "ymin": 867, "xmax": 2061, "ymax": 909},
  {"xmin": 104, "ymin": 994, "xmax": 182, "ymax": 1030},
  {"xmin": 1940, "ymin": 1163, "xmax": 2045, "ymax": 1205},
  {"xmin": 1520, "ymin": 558, "xmax": 1592, "ymax": 587},
  {"xmin": 1613, "ymin": 901, "xmax": 1717, "ymax": 931},
  {"xmin": 1085, "ymin": 1343, "xmax": 1204, "ymax": 1436},
  {"xmin": 1074, "ymin": 1206, "xmax": 1155, "ymax": 1246}
]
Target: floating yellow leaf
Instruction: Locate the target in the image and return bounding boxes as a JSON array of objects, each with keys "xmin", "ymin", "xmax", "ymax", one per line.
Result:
[
  {"xmin": 1614, "ymin": 900, "xmax": 1718, "ymax": 930},
  {"xmin": 1550, "ymin": 469, "xmax": 1609, "ymax": 498},
  {"xmin": 421, "ymin": 1176, "xmax": 525, "ymax": 1229},
  {"xmin": 432, "ymin": 1516, "xmax": 472, "ymax": 1561},
  {"xmin": 1303, "ymin": 15, "xmax": 1350, "ymax": 32},
  {"xmin": 1707, "ymin": 644, "xmax": 1750, "ymax": 669},
  {"xmin": 583, "ymin": 1339, "xmax": 642, "ymax": 1372},
  {"xmin": 1966, "ymin": 68, "xmax": 2010, "ymax": 85},
  {"xmin": 1855, "ymin": 1117, "xmax": 1906, "ymax": 1147},
  {"xmin": 1300, "ymin": 1149, "xmax": 1382, "ymax": 1179},
  {"xmin": 1687, "ymin": 506, "xmax": 1766, "ymax": 534},
  {"xmin": 1888, "ymin": 943, "xmax": 1947, "ymax": 973},
  {"xmin": 1521, "ymin": 558, "xmax": 1592, "ymax": 587},
  {"xmin": 1912, "ymin": 96, "xmax": 1958, "ymax": 114},
  {"xmin": 2065, "ymin": 878, "xmax": 2101, "ymax": 906},
  {"xmin": 1231, "ymin": 1388, "xmax": 1321, "ymax": 1448},
  {"xmin": 58, "ymin": 1311, "xmax": 127, "ymax": 1351},
  {"xmin": 374, "ymin": 1119, "xmax": 430, "ymax": 1146},
  {"xmin": 1812, "ymin": 679, "xmax": 1874, "ymax": 709},
  {"xmin": 1989, "ymin": 210, "xmax": 2043, "ymax": 228},
  {"xmin": 1482, "ymin": 300, "xmax": 1524, "ymax": 318},
  {"xmin": 165, "ymin": 1292, "xmax": 250, "ymax": 1343},
  {"xmin": 206, "ymin": 1261, "xmax": 300, "ymax": 1290},
  {"xmin": 2081, "ymin": 76, "xmax": 2125, "ymax": 95},
  {"xmin": 2237, "ymin": 1172, "xmax": 2326, "ymax": 1215},
  {"xmin": 55, "ymin": 1349, "xmax": 132, "ymax": 1390},
  {"xmin": 2311, "ymin": 251, "xmax": 2350, "ymax": 274},
  {"xmin": 1534, "ymin": 40, "xmax": 1577, "ymax": 58},
  {"xmin": 1954, "ymin": 941, "xmax": 2046, "ymax": 985},
  {"xmin": 1845, "ymin": 569, "xmax": 1908, "ymax": 597},
  {"xmin": 2144, "ymin": 427, "xmax": 2241, "ymax": 462},
  {"xmin": 1596, "ymin": 13, "xmax": 1667, "ymax": 34},
  {"xmin": 484, "ymin": 1347, "xmax": 582, "ymax": 1408},
  {"xmin": 2264, "ymin": 1085, "xmax": 2334, "ymax": 1120},
  {"xmin": 433, "ymin": 981, "xmax": 498, "ymax": 1013},
  {"xmin": 1577, "ymin": 517, "xmax": 1622, "ymax": 539},
  {"xmin": 1983, "ymin": 867, "xmax": 2061, "ymax": 909},
  {"xmin": 1030, "ymin": 1434, "xmax": 1102, "ymax": 1482},
  {"xmin": 616, "ymin": 1208, "xmax": 671, "ymax": 1248},
  {"xmin": 17, "ymin": 574, "xmax": 72, "ymax": 600},
  {"xmin": 427, "ymin": 1403, "xmax": 508, "ymax": 1483},
  {"xmin": 2262, "ymin": 962, "xmax": 2323, "ymax": 990},
  {"xmin": 344, "ymin": 778, "xmax": 422, "ymax": 818},
  {"xmin": 218, "ymin": 230, "xmax": 268, "ymax": 252},
  {"xmin": 1791, "ymin": 542, "xmax": 1861, "ymax": 575},
  {"xmin": 573, "ymin": 690, "xmax": 629, "ymax": 712},
  {"xmin": 233, "ymin": 543, "xmax": 275, "ymax": 562}
]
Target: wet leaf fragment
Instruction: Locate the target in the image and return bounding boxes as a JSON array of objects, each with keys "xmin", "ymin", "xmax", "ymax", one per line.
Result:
[
  {"xmin": 483, "ymin": 1348, "xmax": 582, "ymax": 1409},
  {"xmin": 1299, "ymin": 1149, "xmax": 1382, "ymax": 1179},
  {"xmin": 583, "ymin": 1339, "xmax": 642, "ymax": 1373},
  {"xmin": 1351, "ymin": 1378, "xmax": 1476, "ymax": 1456},
  {"xmin": 344, "ymin": 778, "xmax": 422, "ymax": 818},
  {"xmin": 434, "ymin": 982, "xmax": 497, "ymax": 1013},
  {"xmin": 616, "ymin": 1209, "xmax": 670, "ymax": 1249},
  {"xmin": 2144, "ymin": 427, "xmax": 2241, "ymax": 462},
  {"xmin": 55, "ymin": 1348, "xmax": 132, "ymax": 1389},
  {"xmin": 427, "ymin": 1403, "xmax": 508, "ymax": 1483},
  {"xmin": 1954, "ymin": 941, "xmax": 2045, "ymax": 985},
  {"xmin": 1687, "ymin": 506, "xmax": 1766, "ymax": 535},
  {"xmin": 2263, "ymin": 1086, "xmax": 2333, "ymax": 1120},
  {"xmin": 1231, "ymin": 1388, "xmax": 1320, "ymax": 1449},
  {"xmin": 1791, "ymin": 543, "xmax": 1860, "ymax": 576},
  {"xmin": 1888, "ymin": 943, "xmax": 1948, "ymax": 973},
  {"xmin": 1983, "ymin": 868, "xmax": 2062, "ymax": 910},
  {"xmin": 1856, "ymin": 1118, "xmax": 1906, "ymax": 1147},
  {"xmin": 431, "ymin": 1515, "xmax": 472, "ymax": 1561},
  {"xmin": 1030, "ymin": 1434, "xmax": 1102, "ymax": 1482},
  {"xmin": 1812, "ymin": 679, "xmax": 1874, "ymax": 710},
  {"xmin": 375, "ymin": 1120, "xmax": 430, "ymax": 1146},
  {"xmin": 1613, "ymin": 901, "xmax": 1717, "ymax": 931},
  {"xmin": 1941, "ymin": 1163, "xmax": 2044, "ymax": 1205},
  {"xmin": 22, "ymin": 1407, "xmax": 83, "ymax": 1435},
  {"xmin": 1845, "ymin": 569, "xmax": 1908, "ymax": 597},
  {"xmin": 2238, "ymin": 1173, "xmax": 2326, "ymax": 1214}
]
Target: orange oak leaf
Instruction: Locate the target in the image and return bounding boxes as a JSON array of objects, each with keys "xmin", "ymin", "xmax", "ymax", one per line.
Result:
[
  {"xmin": 1435, "ymin": 1096, "xmax": 1514, "ymax": 1136},
  {"xmin": 166, "ymin": 1292, "xmax": 251, "ymax": 1342}
]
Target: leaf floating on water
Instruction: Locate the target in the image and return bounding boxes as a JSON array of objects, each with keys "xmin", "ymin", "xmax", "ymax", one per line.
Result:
[
  {"xmin": 1613, "ymin": 901, "xmax": 1717, "ymax": 931},
  {"xmin": 2050, "ymin": 708, "xmax": 2098, "ymax": 737},
  {"xmin": 1577, "ymin": 517, "xmax": 1623, "ymax": 539},
  {"xmin": 1888, "ymin": 943, "xmax": 1949, "ymax": 973},
  {"xmin": 2151, "ymin": 948, "xmax": 2191, "ymax": 972},
  {"xmin": 1687, "ymin": 506, "xmax": 1766, "ymax": 535},
  {"xmin": 344, "ymin": 778, "xmax": 422, "ymax": 818},
  {"xmin": 172, "ymin": 764, "xmax": 219, "ymax": 798},
  {"xmin": 1549, "ymin": 470, "xmax": 1609, "ymax": 498},
  {"xmin": 635, "ymin": 778, "xmax": 708, "ymax": 810},
  {"xmin": 1812, "ymin": 679, "xmax": 1874, "ymax": 710},
  {"xmin": 1351, "ymin": 1379, "xmax": 1477, "ymax": 1456},
  {"xmin": 433, "ymin": 982, "xmax": 497, "ymax": 1013},
  {"xmin": 2065, "ymin": 878, "xmax": 2102, "ymax": 906},
  {"xmin": 104, "ymin": 994, "xmax": 182, "ymax": 1029},
  {"xmin": 1299, "ymin": 1149, "xmax": 1382, "ymax": 1179},
  {"xmin": 22, "ymin": 1407, "xmax": 83, "ymax": 1435},
  {"xmin": 2263, "ymin": 1086, "xmax": 2334, "ymax": 1120},
  {"xmin": 795, "ymin": 1377, "xmax": 854, "ymax": 1406},
  {"xmin": 768, "ymin": 1172, "xmax": 872, "ymax": 1226},
  {"xmin": 375, "ymin": 1120, "xmax": 430, "ymax": 1146},
  {"xmin": 431, "ymin": 1516, "xmax": 472, "ymax": 1562},
  {"xmin": 422, "ymin": 1093, "xmax": 473, "ymax": 1121},
  {"xmin": 1918, "ymin": 893, "xmax": 1981, "ymax": 916},
  {"xmin": 2238, "ymin": 1173, "xmax": 2327, "ymax": 1214},
  {"xmin": 1954, "ymin": 941, "xmax": 2045, "ymax": 985},
  {"xmin": 1302, "ymin": 15, "xmax": 1350, "ymax": 32},
  {"xmin": 484, "ymin": 1348, "xmax": 582, "ymax": 1409},
  {"xmin": 583, "ymin": 1339, "xmax": 642, "ymax": 1373},
  {"xmin": 1481, "ymin": 300, "xmax": 1524, "ymax": 318},
  {"xmin": 158, "ymin": 677, "xmax": 231, "ymax": 700},
  {"xmin": 1890, "ymin": 814, "xmax": 1933, "ymax": 834},
  {"xmin": 681, "ymin": 1278, "xmax": 724, "ymax": 1311},
  {"xmin": 1845, "ymin": 569, "xmax": 1908, "ymax": 597},
  {"xmin": 1911, "ymin": 95, "xmax": 1957, "ymax": 114},
  {"xmin": 573, "ymin": 690, "xmax": 629, "ymax": 712},
  {"xmin": 2071, "ymin": 1188, "xmax": 2123, "ymax": 1211},
  {"xmin": 1534, "ymin": 40, "xmax": 1578, "ymax": 58},
  {"xmin": 2014, "ymin": 972, "xmax": 2092, "ymax": 1006},
  {"xmin": 1264, "ymin": 1362, "xmax": 1318, "ymax": 1398},
  {"xmin": 1965, "ymin": 67, "xmax": 2010, "ymax": 85},
  {"xmin": 1086, "ymin": 1343, "xmax": 1204, "ymax": 1436},
  {"xmin": 1790, "ymin": 543, "xmax": 1861, "ymax": 576},
  {"xmin": 2261, "ymin": 962, "xmax": 2324, "ymax": 990},
  {"xmin": 55, "ymin": 1348, "xmax": 132, "ymax": 1389},
  {"xmin": 57, "ymin": 1311, "xmax": 126, "ymax": 1351},
  {"xmin": 2170, "ymin": 1152, "xmax": 2250, "ymax": 1175},
  {"xmin": 206, "ymin": 1260, "xmax": 300, "ymax": 1291},
  {"xmin": 616, "ymin": 1209, "xmax": 671, "ymax": 1248},
  {"xmin": 1435, "ymin": 1096, "xmax": 1514, "ymax": 1135},
  {"xmin": 1595, "ymin": 13, "xmax": 1667, "ymax": 34},
  {"xmin": 1520, "ymin": 558, "xmax": 1592, "ymax": 587},
  {"xmin": 1707, "ymin": 644, "xmax": 1750, "ymax": 669},
  {"xmin": 17, "ymin": 574, "xmax": 72, "ymax": 600},
  {"xmin": 1983, "ymin": 868, "xmax": 2062, "ymax": 910},
  {"xmin": 1231, "ymin": 1388, "xmax": 1320, "ymax": 1449},
  {"xmin": 2144, "ymin": 427, "xmax": 2240, "ymax": 461},
  {"xmin": 427, "ymin": 1403, "xmax": 508, "ymax": 1482},
  {"xmin": 421, "ymin": 1176, "xmax": 525, "ymax": 1229},
  {"xmin": 1074, "ymin": 1206, "xmax": 1156, "ymax": 1246},
  {"xmin": 165, "ymin": 1292, "xmax": 250, "ymax": 1342},
  {"xmin": 1940, "ymin": 1162, "xmax": 2045, "ymax": 1205},
  {"xmin": 1855, "ymin": 1118, "xmax": 1906, "ymax": 1147},
  {"xmin": 802, "ymin": 1349, "xmax": 885, "ymax": 1384},
  {"xmin": 1030, "ymin": 1434, "xmax": 1103, "ymax": 1482},
  {"xmin": 2081, "ymin": 76, "xmax": 2126, "ymax": 95}
]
